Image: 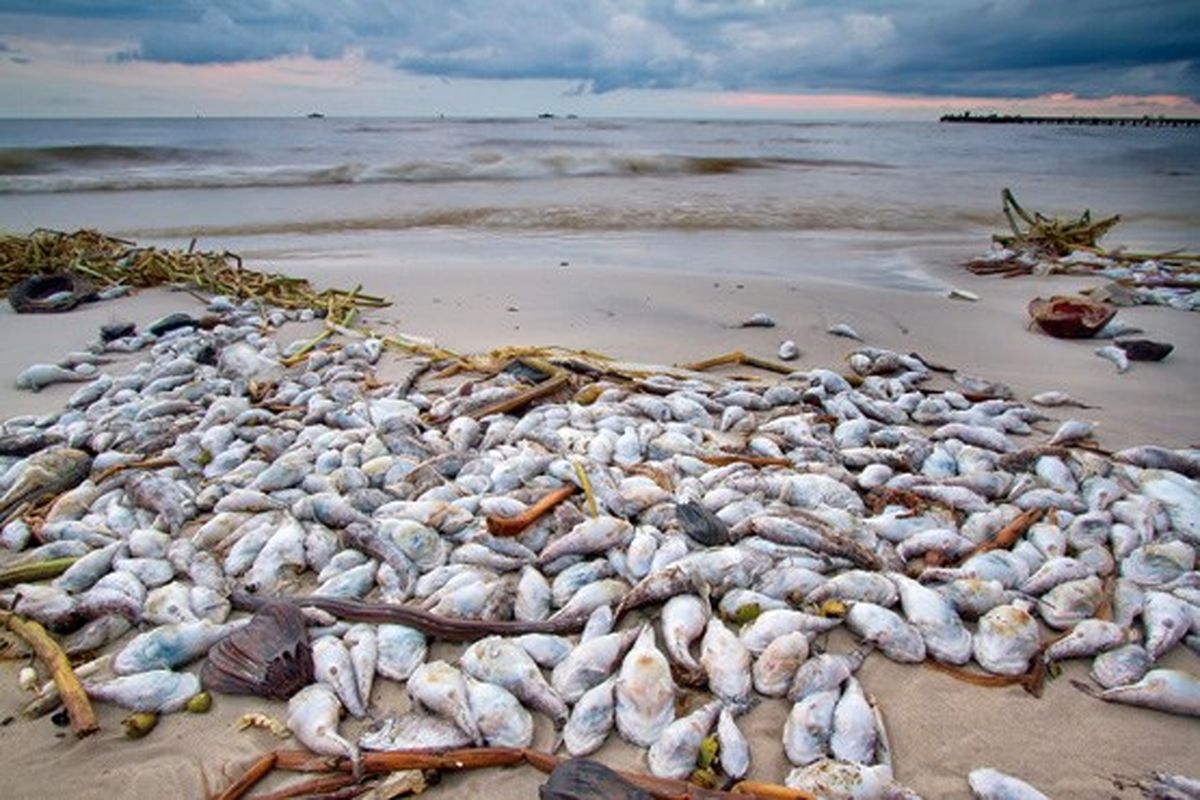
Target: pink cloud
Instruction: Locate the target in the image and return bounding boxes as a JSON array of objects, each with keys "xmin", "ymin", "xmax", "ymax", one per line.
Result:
[{"xmin": 715, "ymin": 91, "xmax": 1200, "ymax": 117}]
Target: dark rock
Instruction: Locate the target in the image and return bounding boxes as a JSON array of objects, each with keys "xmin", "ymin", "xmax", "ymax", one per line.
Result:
[
  {"xmin": 147, "ymin": 312, "xmax": 200, "ymax": 337},
  {"xmin": 1116, "ymin": 339, "xmax": 1174, "ymax": 362},
  {"xmin": 100, "ymin": 321, "xmax": 137, "ymax": 341}
]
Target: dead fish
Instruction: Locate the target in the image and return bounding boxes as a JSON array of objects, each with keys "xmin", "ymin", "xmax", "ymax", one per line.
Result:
[
  {"xmin": 647, "ymin": 699, "xmax": 722, "ymax": 779},
  {"xmin": 0, "ymin": 447, "xmax": 92, "ymax": 524},
  {"xmin": 739, "ymin": 312, "xmax": 777, "ymax": 328},
  {"xmin": 807, "ymin": 571, "xmax": 899, "ymax": 607},
  {"xmin": 461, "ymin": 635, "xmax": 569, "ymax": 726},
  {"xmin": 1029, "ymin": 391, "xmax": 1093, "ymax": 409},
  {"xmin": 1037, "ymin": 576, "xmax": 1104, "ymax": 630},
  {"xmin": 1072, "ymin": 669, "xmax": 1200, "ymax": 717},
  {"xmin": 784, "ymin": 688, "xmax": 838, "ymax": 766},
  {"xmin": 739, "ymin": 609, "xmax": 841, "ymax": 656},
  {"xmin": 464, "ymin": 675, "xmax": 534, "ymax": 748},
  {"xmin": 114, "ymin": 619, "xmax": 246, "ymax": 675},
  {"xmin": 1095, "ymin": 345, "xmax": 1130, "ymax": 373},
  {"xmin": 85, "ymin": 669, "xmax": 201, "ymax": 713},
  {"xmin": 754, "ymin": 631, "xmax": 811, "ymax": 697},
  {"xmin": 407, "ymin": 660, "xmax": 482, "ymax": 744},
  {"xmin": 717, "ymin": 706, "xmax": 751, "ymax": 780},
  {"xmin": 830, "ymin": 678, "xmax": 876, "ymax": 765},
  {"xmin": 828, "ymin": 323, "xmax": 863, "ymax": 341},
  {"xmin": 345, "ymin": 624, "xmax": 377, "ymax": 710},
  {"xmin": 1048, "ymin": 419, "xmax": 1095, "ymax": 446},
  {"xmin": 661, "ymin": 594, "xmax": 709, "ymax": 674},
  {"xmin": 537, "ymin": 516, "xmax": 633, "ymax": 566},
  {"xmin": 359, "ymin": 712, "xmax": 472, "ymax": 751},
  {"xmin": 1143, "ymin": 592, "xmax": 1191, "ymax": 660},
  {"xmin": 1090, "ymin": 644, "xmax": 1151, "ymax": 689},
  {"xmin": 968, "ymin": 768, "xmax": 1050, "ymax": 800},
  {"xmin": 845, "ymin": 602, "xmax": 925, "ymax": 664},
  {"xmin": 287, "ymin": 683, "xmax": 361, "ymax": 775},
  {"xmin": 563, "ymin": 676, "xmax": 616, "ymax": 757},
  {"xmin": 1043, "ymin": 619, "xmax": 1125, "ymax": 663},
  {"xmin": 314, "ymin": 635, "xmax": 367, "ymax": 718},
  {"xmin": 375, "ymin": 624, "xmax": 427, "ymax": 682},
  {"xmin": 700, "ymin": 616, "xmax": 753, "ymax": 709},
  {"xmin": 615, "ymin": 625, "xmax": 676, "ymax": 747},
  {"xmin": 515, "ymin": 565, "xmax": 552, "ymax": 622},
  {"xmin": 785, "ymin": 759, "xmax": 910, "ymax": 799},
  {"xmin": 552, "ymin": 626, "xmax": 640, "ymax": 703},
  {"xmin": 16, "ymin": 363, "xmax": 94, "ymax": 392},
  {"xmin": 676, "ymin": 500, "xmax": 729, "ymax": 546},
  {"xmin": 788, "ymin": 649, "xmax": 869, "ymax": 702},
  {"xmin": 972, "ymin": 604, "xmax": 1041, "ymax": 676},
  {"xmin": 891, "ymin": 573, "xmax": 973, "ymax": 665}
]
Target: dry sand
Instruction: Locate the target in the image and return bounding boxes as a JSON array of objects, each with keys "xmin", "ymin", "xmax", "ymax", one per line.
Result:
[{"xmin": 0, "ymin": 256, "xmax": 1196, "ymax": 799}]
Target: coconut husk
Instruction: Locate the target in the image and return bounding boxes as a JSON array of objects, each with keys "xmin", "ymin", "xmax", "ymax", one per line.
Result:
[
  {"xmin": 201, "ymin": 601, "xmax": 312, "ymax": 700},
  {"xmin": 1028, "ymin": 295, "xmax": 1117, "ymax": 339}
]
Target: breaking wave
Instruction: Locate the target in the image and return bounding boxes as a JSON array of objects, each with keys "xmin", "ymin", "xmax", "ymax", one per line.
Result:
[
  {"xmin": 0, "ymin": 150, "xmax": 888, "ymax": 194},
  {"xmin": 126, "ymin": 203, "xmax": 997, "ymax": 238},
  {"xmin": 0, "ymin": 144, "xmax": 216, "ymax": 175}
]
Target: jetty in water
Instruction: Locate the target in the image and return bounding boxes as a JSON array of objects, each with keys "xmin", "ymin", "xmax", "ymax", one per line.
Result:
[{"xmin": 940, "ymin": 112, "xmax": 1199, "ymax": 128}]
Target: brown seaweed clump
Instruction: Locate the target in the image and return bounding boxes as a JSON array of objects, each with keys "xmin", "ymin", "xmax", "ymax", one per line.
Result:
[{"xmin": 201, "ymin": 601, "xmax": 312, "ymax": 700}]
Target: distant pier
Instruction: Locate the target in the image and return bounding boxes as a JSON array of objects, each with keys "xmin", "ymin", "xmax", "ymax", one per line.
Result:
[{"xmin": 940, "ymin": 112, "xmax": 1199, "ymax": 128}]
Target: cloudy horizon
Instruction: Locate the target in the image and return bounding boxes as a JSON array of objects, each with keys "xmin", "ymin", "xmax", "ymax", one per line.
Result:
[{"xmin": 0, "ymin": 1, "xmax": 1197, "ymax": 119}]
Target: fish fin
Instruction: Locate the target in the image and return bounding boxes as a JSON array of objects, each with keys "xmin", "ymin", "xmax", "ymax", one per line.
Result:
[{"xmin": 1069, "ymin": 678, "xmax": 1101, "ymax": 699}]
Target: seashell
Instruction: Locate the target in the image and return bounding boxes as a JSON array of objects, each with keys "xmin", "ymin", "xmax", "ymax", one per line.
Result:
[{"xmin": 200, "ymin": 601, "xmax": 312, "ymax": 700}]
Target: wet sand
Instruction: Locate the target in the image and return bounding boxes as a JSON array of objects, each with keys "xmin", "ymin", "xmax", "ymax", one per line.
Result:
[{"xmin": 0, "ymin": 257, "xmax": 1197, "ymax": 799}]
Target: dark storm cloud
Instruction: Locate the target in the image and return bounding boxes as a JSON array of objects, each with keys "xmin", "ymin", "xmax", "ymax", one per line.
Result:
[{"xmin": 5, "ymin": 0, "xmax": 1199, "ymax": 98}]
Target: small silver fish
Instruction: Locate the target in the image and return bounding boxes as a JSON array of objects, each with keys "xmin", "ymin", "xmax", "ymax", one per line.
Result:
[
  {"xmin": 85, "ymin": 669, "xmax": 200, "ymax": 713},
  {"xmin": 615, "ymin": 625, "xmax": 676, "ymax": 747},
  {"xmin": 287, "ymin": 683, "xmax": 361, "ymax": 775}
]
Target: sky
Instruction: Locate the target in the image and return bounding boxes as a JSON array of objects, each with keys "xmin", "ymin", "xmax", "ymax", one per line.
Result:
[{"xmin": 0, "ymin": 1, "xmax": 1197, "ymax": 119}]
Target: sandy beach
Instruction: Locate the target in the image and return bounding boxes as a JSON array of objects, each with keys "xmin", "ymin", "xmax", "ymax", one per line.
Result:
[{"xmin": 0, "ymin": 253, "xmax": 1197, "ymax": 799}]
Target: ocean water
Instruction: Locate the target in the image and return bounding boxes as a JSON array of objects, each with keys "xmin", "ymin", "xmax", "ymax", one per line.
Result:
[{"xmin": 1, "ymin": 117, "xmax": 1197, "ymax": 291}]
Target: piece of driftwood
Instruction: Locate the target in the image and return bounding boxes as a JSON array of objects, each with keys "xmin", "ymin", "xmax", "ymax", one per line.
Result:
[
  {"xmin": 486, "ymin": 485, "xmax": 577, "ymax": 537},
  {"xmin": 0, "ymin": 610, "xmax": 98, "ymax": 737}
]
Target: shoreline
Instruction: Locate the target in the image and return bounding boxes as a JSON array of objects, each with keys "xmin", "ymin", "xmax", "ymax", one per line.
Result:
[
  {"xmin": 8, "ymin": 251, "xmax": 1191, "ymax": 447},
  {"xmin": 0, "ymin": 249, "xmax": 1196, "ymax": 799}
]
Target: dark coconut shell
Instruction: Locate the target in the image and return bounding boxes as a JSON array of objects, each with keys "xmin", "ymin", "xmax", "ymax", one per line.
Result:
[
  {"xmin": 200, "ymin": 601, "xmax": 312, "ymax": 700},
  {"xmin": 1028, "ymin": 295, "xmax": 1117, "ymax": 339},
  {"xmin": 539, "ymin": 759, "xmax": 653, "ymax": 800},
  {"xmin": 1116, "ymin": 339, "xmax": 1174, "ymax": 362}
]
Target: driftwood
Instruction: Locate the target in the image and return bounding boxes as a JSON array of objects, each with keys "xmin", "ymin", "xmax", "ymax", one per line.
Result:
[
  {"xmin": 0, "ymin": 610, "xmax": 98, "ymax": 737},
  {"xmin": 0, "ymin": 556, "xmax": 78, "ymax": 588},
  {"xmin": 214, "ymin": 748, "xmax": 817, "ymax": 800},
  {"xmin": 486, "ymin": 484, "xmax": 576, "ymax": 536}
]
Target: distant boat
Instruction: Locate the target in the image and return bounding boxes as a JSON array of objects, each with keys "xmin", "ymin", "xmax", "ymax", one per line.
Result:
[
  {"xmin": 537, "ymin": 112, "xmax": 555, "ymax": 119},
  {"xmin": 306, "ymin": 112, "xmax": 325, "ymax": 119}
]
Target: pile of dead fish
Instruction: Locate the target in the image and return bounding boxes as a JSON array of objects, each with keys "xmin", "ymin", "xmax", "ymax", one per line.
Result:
[
  {"xmin": 967, "ymin": 244, "xmax": 1200, "ymax": 313},
  {"xmin": 1, "ymin": 295, "xmax": 1198, "ymax": 800}
]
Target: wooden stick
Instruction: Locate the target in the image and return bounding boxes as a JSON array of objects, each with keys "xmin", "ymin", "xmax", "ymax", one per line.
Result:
[
  {"xmin": 467, "ymin": 374, "xmax": 570, "ymax": 420},
  {"xmin": 695, "ymin": 453, "xmax": 792, "ymax": 468},
  {"xmin": 249, "ymin": 772, "xmax": 359, "ymax": 800},
  {"xmin": 486, "ymin": 485, "xmax": 576, "ymax": 536},
  {"xmin": 92, "ymin": 456, "xmax": 178, "ymax": 485},
  {"xmin": 0, "ymin": 556, "xmax": 78, "ymax": 587},
  {"xmin": 960, "ymin": 507, "xmax": 1045, "ymax": 563},
  {"xmin": 0, "ymin": 610, "xmax": 98, "ymax": 737},
  {"xmin": 273, "ymin": 747, "xmax": 528, "ymax": 774},
  {"xmin": 214, "ymin": 751, "xmax": 277, "ymax": 800}
]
